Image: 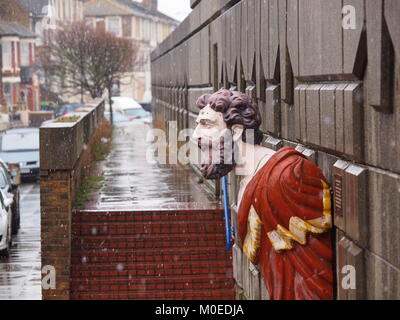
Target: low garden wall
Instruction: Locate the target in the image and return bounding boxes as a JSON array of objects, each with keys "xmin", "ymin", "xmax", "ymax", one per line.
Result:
[{"xmin": 40, "ymin": 98, "xmax": 105, "ymax": 300}]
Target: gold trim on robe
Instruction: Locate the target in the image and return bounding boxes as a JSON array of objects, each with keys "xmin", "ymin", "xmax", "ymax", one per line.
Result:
[
  {"xmin": 267, "ymin": 180, "xmax": 332, "ymax": 252},
  {"xmin": 242, "ymin": 206, "xmax": 262, "ymax": 264}
]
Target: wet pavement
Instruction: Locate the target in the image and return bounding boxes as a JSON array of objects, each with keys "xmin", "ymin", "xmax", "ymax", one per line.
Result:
[
  {"xmin": 0, "ymin": 183, "xmax": 41, "ymax": 300},
  {"xmin": 84, "ymin": 122, "xmax": 222, "ymax": 211}
]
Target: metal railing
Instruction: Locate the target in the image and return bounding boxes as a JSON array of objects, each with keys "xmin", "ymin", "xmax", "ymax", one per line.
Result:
[{"xmin": 222, "ymin": 176, "xmax": 231, "ymax": 251}]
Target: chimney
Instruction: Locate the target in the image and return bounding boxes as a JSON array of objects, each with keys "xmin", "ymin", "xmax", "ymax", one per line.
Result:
[{"xmin": 141, "ymin": 0, "xmax": 158, "ymax": 11}]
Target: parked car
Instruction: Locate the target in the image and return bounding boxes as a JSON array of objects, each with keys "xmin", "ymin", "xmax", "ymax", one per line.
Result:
[
  {"xmin": 55, "ymin": 103, "xmax": 83, "ymax": 118},
  {"xmin": 139, "ymin": 101, "xmax": 152, "ymax": 113},
  {"xmin": 0, "ymin": 189, "xmax": 13, "ymax": 257},
  {"xmin": 0, "ymin": 160, "xmax": 19, "ymax": 235},
  {"xmin": 121, "ymin": 106, "xmax": 151, "ymax": 121},
  {"xmin": 0, "ymin": 128, "xmax": 40, "ymax": 181},
  {"xmin": 105, "ymin": 97, "xmax": 142, "ymax": 113},
  {"xmin": 104, "ymin": 110, "xmax": 132, "ymax": 123}
]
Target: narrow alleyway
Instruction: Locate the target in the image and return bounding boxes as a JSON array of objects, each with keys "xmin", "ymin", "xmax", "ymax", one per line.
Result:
[{"xmin": 71, "ymin": 122, "xmax": 235, "ymax": 299}]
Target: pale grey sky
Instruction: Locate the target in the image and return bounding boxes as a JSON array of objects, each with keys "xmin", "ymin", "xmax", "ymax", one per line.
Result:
[
  {"xmin": 134, "ymin": 0, "xmax": 191, "ymax": 21},
  {"xmin": 157, "ymin": 0, "xmax": 192, "ymax": 22}
]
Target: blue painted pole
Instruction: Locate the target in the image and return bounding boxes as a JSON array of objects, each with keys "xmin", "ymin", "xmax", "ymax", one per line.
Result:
[{"xmin": 222, "ymin": 176, "xmax": 231, "ymax": 251}]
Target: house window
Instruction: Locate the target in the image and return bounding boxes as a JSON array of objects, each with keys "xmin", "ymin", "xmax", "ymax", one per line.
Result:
[
  {"xmin": 131, "ymin": 17, "xmax": 136, "ymax": 39},
  {"xmin": 1, "ymin": 41, "xmax": 12, "ymax": 70},
  {"xmin": 142, "ymin": 19, "xmax": 150, "ymax": 41},
  {"xmin": 136, "ymin": 18, "xmax": 141, "ymax": 39},
  {"xmin": 85, "ymin": 18, "xmax": 95, "ymax": 28},
  {"xmin": 162, "ymin": 24, "xmax": 170, "ymax": 40},
  {"xmin": 21, "ymin": 42, "xmax": 30, "ymax": 66},
  {"xmin": 107, "ymin": 17, "xmax": 120, "ymax": 36},
  {"xmin": 157, "ymin": 23, "xmax": 162, "ymax": 43},
  {"xmin": 3, "ymin": 83, "xmax": 12, "ymax": 108}
]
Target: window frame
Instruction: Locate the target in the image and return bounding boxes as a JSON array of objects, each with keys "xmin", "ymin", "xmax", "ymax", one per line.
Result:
[
  {"xmin": 20, "ymin": 42, "xmax": 30, "ymax": 67},
  {"xmin": 1, "ymin": 41, "xmax": 12, "ymax": 71},
  {"xmin": 106, "ymin": 16, "xmax": 122, "ymax": 37}
]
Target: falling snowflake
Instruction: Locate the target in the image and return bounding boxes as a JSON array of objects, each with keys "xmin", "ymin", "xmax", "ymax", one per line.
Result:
[{"xmin": 116, "ymin": 264, "xmax": 124, "ymax": 271}]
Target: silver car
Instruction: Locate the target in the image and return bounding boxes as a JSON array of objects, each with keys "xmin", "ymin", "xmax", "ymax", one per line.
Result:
[{"xmin": 0, "ymin": 128, "xmax": 40, "ymax": 181}]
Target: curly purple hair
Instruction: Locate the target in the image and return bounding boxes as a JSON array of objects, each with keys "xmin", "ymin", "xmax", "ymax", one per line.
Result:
[{"xmin": 196, "ymin": 89, "xmax": 263, "ymax": 144}]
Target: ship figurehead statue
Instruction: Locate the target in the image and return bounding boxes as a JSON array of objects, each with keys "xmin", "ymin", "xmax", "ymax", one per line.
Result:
[{"xmin": 192, "ymin": 89, "xmax": 333, "ymax": 300}]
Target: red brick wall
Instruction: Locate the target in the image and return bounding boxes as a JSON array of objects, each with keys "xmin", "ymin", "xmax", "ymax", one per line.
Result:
[{"xmin": 40, "ymin": 171, "xmax": 72, "ymax": 300}]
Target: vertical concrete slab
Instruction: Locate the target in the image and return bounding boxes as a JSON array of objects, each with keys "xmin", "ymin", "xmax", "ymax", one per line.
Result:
[
  {"xmin": 343, "ymin": 0, "xmax": 366, "ymax": 78},
  {"xmin": 321, "ymin": 0, "xmax": 342, "ymax": 76},
  {"xmin": 264, "ymin": 85, "xmax": 281, "ymax": 135},
  {"xmin": 305, "ymin": 84, "xmax": 322, "ymax": 145},
  {"xmin": 334, "ymin": 83, "xmax": 347, "ymax": 153},
  {"xmin": 286, "ymin": 0, "xmax": 299, "ymax": 77},
  {"xmin": 249, "ymin": 263, "xmax": 261, "ymax": 300},
  {"xmin": 233, "ymin": 244, "xmax": 243, "ymax": 288},
  {"xmin": 320, "ymin": 84, "xmax": 337, "ymax": 151},
  {"xmin": 344, "ymin": 164, "xmax": 368, "ymax": 247},
  {"xmin": 332, "ymin": 160, "xmax": 350, "ymax": 232},
  {"xmin": 299, "ymin": 0, "xmax": 323, "ymax": 77},
  {"xmin": 366, "ymin": 0, "xmax": 393, "ymax": 113},
  {"xmin": 268, "ymin": 0, "xmax": 279, "ymax": 81},
  {"xmin": 344, "ymin": 83, "xmax": 363, "ymax": 159}
]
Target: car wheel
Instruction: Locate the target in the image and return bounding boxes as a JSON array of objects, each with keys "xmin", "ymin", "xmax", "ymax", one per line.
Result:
[
  {"xmin": 12, "ymin": 215, "xmax": 19, "ymax": 235},
  {"xmin": 0, "ymin": 227, "xmax": 11, "ymax": 258},
  {"xmin": 11, "ymin": 197, "xmax": 20, "ymax": 235},
  {"xmin": 0, "ymin": 248, "xmax": 9, "ymax": 258},
  {"xmin": 8, "ymin": 222, "xmax": 12, "ymax": 247}
]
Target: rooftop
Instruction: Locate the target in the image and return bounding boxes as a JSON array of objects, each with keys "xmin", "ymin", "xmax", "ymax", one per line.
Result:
[
  {"xmin": 84, "ymin": 0, "xmax": 179, "ymax": 25},
  {"xmin": 0, "ymin": 21, "xmax": 36, "ymax": 38},
  {"xmin": 16, "ymin": 0, "xmax": 50, "ymax": 17}
]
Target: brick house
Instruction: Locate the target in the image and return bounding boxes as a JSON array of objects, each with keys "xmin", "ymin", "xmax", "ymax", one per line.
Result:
[
  {"xmin": 83, "ymin": 0, "xmax": 179, "ymax": 101},
  {"xmin": 0, "ymin": 22, "xmax": 40, "ymax": 112},
  {"xmin": 15, "ymin": 0, "xmax": 85, "ymax": 104}
]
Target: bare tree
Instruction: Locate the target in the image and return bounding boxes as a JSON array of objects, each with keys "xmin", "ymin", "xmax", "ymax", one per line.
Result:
[{"xmin": 39, "ymin": 22, "xmax": 140, "ymax": 124}]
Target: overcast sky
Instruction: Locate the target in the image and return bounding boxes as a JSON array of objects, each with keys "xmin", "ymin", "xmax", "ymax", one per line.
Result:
[
  {"xmin": 134, "ymin": 0, "xmax": 191, "ymax": 21},
  {"xmin": 157, "ymin": 0, "xmax": 192, "ymax": 22}
]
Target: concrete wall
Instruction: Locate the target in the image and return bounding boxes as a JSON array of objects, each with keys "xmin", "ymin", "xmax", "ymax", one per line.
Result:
[
  {"xmin": 40, "ymin": 99, "xmax": 105, "ymax": 300},
  {"xmin": 151, "ymin": 0, "xmax": 400, "ymax": 299}
]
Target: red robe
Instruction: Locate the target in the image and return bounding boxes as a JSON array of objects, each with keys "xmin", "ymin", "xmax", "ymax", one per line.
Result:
[{"xmin": 238, "ymin": 147, "xmax": 333, "ymax": 300}]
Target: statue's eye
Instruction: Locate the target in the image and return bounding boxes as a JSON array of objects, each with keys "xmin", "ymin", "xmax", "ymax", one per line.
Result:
[{"xmin": 200, "ymin": 119, "xmax": 214, "ymax": 128}]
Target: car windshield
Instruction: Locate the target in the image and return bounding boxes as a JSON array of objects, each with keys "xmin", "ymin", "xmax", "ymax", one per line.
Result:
[
  {"xmin": 1, "ymin": 132, "xmax": 39, "ymax": 152},
  {"xmin": 124, "ymin": 108, "xmax": 148, "ymax": 118}
]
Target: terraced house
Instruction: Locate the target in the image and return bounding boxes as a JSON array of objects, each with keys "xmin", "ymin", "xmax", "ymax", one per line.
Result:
[
  {"xmin": 0, "ymin": 22, "xmax": 39, "ymax": 113},
  {"xmin": 83, "ymin": 0, "xmax": 179, "ymax": 102},
  {"xmin": 15, "ymin": 0, "xmax": 85, "ymax": 103}
]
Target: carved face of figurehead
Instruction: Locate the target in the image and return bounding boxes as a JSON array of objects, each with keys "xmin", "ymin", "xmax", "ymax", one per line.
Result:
[
  {"xmin": 192, "ymin": 104, "xmax": 236, "ymax": 179},
  {"xmin": 192, "ymin": 89, "xmax": 263, "ymax": 180},
  {"xmin": 193, "ymin": 105, "xmax": 228, "ymax": 141}
]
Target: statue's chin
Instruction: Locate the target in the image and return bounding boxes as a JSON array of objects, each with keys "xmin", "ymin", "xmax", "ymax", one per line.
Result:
[{"xmin": 200, "ymin": 163, "xmax": 235, "ymax": 180}]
